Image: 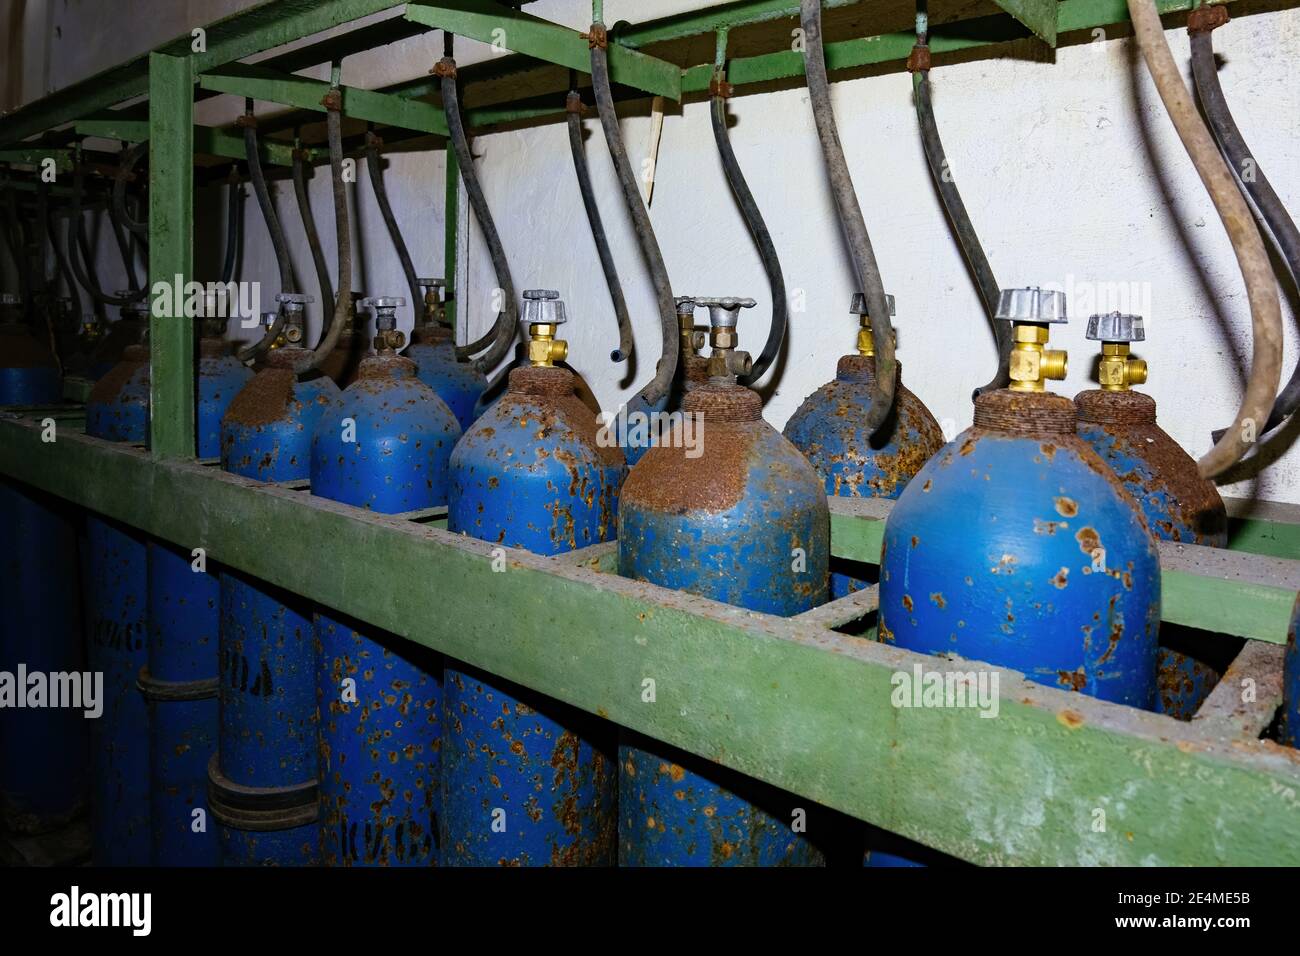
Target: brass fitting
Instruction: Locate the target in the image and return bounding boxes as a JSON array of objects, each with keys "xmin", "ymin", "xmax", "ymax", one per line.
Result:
[
  {"xmin": 1097, "ymin": 342, "xmax": 1147, "ymax": 391},
  {"xmin": 527, "ymin": 322, "xmax": 567, "ymax": 367},
  {"xmin": 850, "ymin": 292, "xmax": 895, "ymax": 357},
  {"xmin": 374, "ymin": 328, "xmax": 406, "ymax": 351},
  {"xmin": 1008, "ymin": 323, "xmax": 1068, "ymax": 392}
]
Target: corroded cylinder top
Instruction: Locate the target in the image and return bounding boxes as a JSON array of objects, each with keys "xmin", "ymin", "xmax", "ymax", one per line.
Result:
[
  {"xmin": 682, "ymin": 382, "xmax": 762, "ymax": 422},
  {"xmin": 508, "ymin": 364, "xmax": 574, "ymax": 398},
  {"xmin": 199, "ymin": 337, "xmax": 230, "ymax": 358},
  {"xmin": 265, "ymin": 348, "xmax": 315, "ymax": 374},
  {"xmin": 973, "ymin": 388, "xmax": 1077, "ymax": 436},
  {"xmin": 1075, "ymin": 388, "xmax": 1157, "ymax": 425},
  {"xmin": 835, "ymin": 354, "xmax": 905, "ymax": 383},
  {"xmin": 358, "ymin": 353, "xmax": 417, "ymax": 381},
  {"xmin": 411, "ymin": 323, "xmax": 453, "ymax": 345},
  {"xmin": 122, "ymin": 344, "xmax": 149, "ymax": 363}
]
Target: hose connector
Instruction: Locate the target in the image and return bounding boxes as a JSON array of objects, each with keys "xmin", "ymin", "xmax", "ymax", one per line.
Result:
[
  {"xmin": 698, "ymin": 296, "xmax": 756, "ymax": 380},
  {"xmin": 1087, "ymin": 311, "xmax": 1148, "ymax": 391},
  {"xmin": 275, "ymin": 292, "xmax": 313, "ymax": 348},
  {"xmin": 850, "ymin": 291, "xmax": 897, "ymax": 357},
  {"xmin": 365, "ymin": 296, "xmax": 406, "ymax": 353},
  {"xmin": 523, "ymin": 289, "xmax": 567, "ymax": 367},
  {"xmin": 996, "ymin": 287, "xmax": 1068, "ymax": 393}
]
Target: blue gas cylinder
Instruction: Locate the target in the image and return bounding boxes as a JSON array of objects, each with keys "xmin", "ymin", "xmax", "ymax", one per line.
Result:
[
  {"xmin": 197, "ymin": 337, "xmax": 254, "ymax": 459},
  {"xmin": 214, "ymin": 346, "xmax": 340, "ymax": 865},
  {"xmin": 1072, "ymin": 313, "xmax": 1233, "ymax": 719},
  {"xmin": 406, "ymin": 324, "xmax": 486, "ymax": 433},
  {"xmin": 444, "ymin": 355, "xmax": 623, "ymax": 865},
  {"xmin": 0, "ymin": 310, "xmax": 85, "ymax": 835},
  {"xmin": 879, "ymin": 386, "xmax": 1161, "ymax": 707},
  {"xmin": 142, "ymin": 541, "xmax": 221, "ymax": 866},
  {"xmin": 311, "ymin": 306, "xmax": 460, "ymax": 866},
  {"xmin": 82, "ymin": 343, "xmax": 152, "ymax": 865},
  {"xmin": 0, "ymin": 320, "xmax": 61, "ymax": 404},
  {"xmin": 618, "ymin": 373, "xmax": 830, "ymax": 866}
]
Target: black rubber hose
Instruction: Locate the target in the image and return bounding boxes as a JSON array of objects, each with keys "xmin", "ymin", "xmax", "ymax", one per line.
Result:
[
  {"xmin": 710, "ymin": 88, "xmax": 786, "ymax": 385},
  {"xmin": 590, "ymin": 26, "xmax": 678, "ymax": 407},
  {"xmin": 221, "ymin": 178, "xmax": 242, "ymax": 286},
  {"xmin": 1192, "ymin": 26, "xmax": 1300, "ymax": 441},
  {"xmin": 307, "ymin": 98, "xmax": 352, "ymax": 371},
  {"xmin": 801, "ymin": 0, "xmax": 895, "ymax": 432},
  {"xmin": 237, "ymin": 115, "xmax": 294, "ymax": 363},
  {"xmin": 440, "ymin": 58, "xmax": 517, "ymax": 374},
  {"xmin": 913, "ymin": 66, "xmax": 1010, "ymax": 397},
  {"xmin": 1, "ymin": 191, "xmax": 30, "ymax": 305},
  {"xmin": 107, "ymin": 192, "xmax": 139, "ymax": 291},
  {"xmin": 65, "ymin": 166, "xmax": 146, "ymax": 307},
  {"xmin": 567, "ymin": 88, "xmax": 633, "ymax": 363},
  {"xmin": 292, "ymin": 149, "xmax": 334, "ymax": 326},
  {"xmin": 113, "ymin": 142, "xmax": 148, "ymax": 237},
  {"xmin": 46, "ymin": 204, "xmax": 81, "ymax": 320},
  {"xmin": 365, "ymin": 132, "xmax": 422, "ymax": 327}
]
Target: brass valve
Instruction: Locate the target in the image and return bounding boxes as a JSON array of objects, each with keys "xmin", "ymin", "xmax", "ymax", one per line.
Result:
[
  {"xmin": 850, "ymin": 292, "xmax": 896, "ymax": 357},
  {"xmin": 996, "ymin": 287, "xmax": 1069, "ymax": 393},
  {"xmin": 275, "ymin": 292, "xmax": 313, "ymax": 349},
  {"xmin": 418, "ymin": 277, "xmax": 447, "ymax": 327},
  {"xmin": 1007, "ymin": 324, "xmax": 1068, "ymax": 392},
  {"xmin": 676, "ymin": 296, "xmax": 707, "ymax": 357},
  {"xmin": 1087, "ymin": 312, "xmax": 1147, "ymax": 391},
  {"xmin": 523, "ymin": 290, "xmax": 568, "ymax": 367},
  {"xmin": 364, "ymin": 296, "xmax": 407, "ymax": 353},
  {"xmin": 696, "ymin": 297, "xmax": 755, "ymax": 380}
]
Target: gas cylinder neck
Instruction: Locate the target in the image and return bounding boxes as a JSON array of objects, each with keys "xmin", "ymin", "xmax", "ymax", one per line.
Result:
[
  {"xmin": 837, "ymin": 354, "xmax": 904, "ymax": 383},
  {"xmin": 358, "ymin": 353, "xmax": 417, "ymax": 381},
  {"xmin": 682, "ymin": 381, "xmax": 762, "ymax": 422},
  {"xmin": 974, "ymin": 388, "xmax": 1077, "ymax": 436},
  {"xmin": 1075, "ymin": 388, "xmax": 1158, "ymax": 425},
  {"xmin": 508, "ymin": 364, "xmax": 575, "ymax": 398}
]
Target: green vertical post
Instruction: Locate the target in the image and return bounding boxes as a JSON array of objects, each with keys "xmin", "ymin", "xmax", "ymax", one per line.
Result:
[
  {"xmin": 148, "ymin": 52, "xmax": 195, "ymax": 459},
  {"xmin": 444, "ymin": 144, "xmax": 458, "ymax": 329}
]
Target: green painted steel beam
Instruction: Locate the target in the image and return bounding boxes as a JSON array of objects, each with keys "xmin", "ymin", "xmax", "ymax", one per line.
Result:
[
  {"xmin": 0, "ymin": 0, "xmax": 410, "ymax": 148},
  {"xmin": 0, "ymin": 149, "xmax": 72, "ymax": 172},
  {"xmin": 617, "ymin": 0, "xmax": 861, "ymax": 48},
  {"xmin": 198, "ymin": 63, "xmax": 450, "ymax": 136},
  {"xmin": 147, "ymin": 53, "xmax": 195, "ymax": 460},
  {"xmin": 991, "ymin": 0, "xmax": 1059, "ymax": 46},
  {"xmin": 686, "ymin": 0, "xmax": 1239, "ymax": 94},
  {"xmin": 404, "ymin": 2, "xmax": 683, "ymax": 101},
  {"xmin": 2, "ymin": 418, "xmax": 1300, "ymax": 864},
  {"xmin": 75, "ymin": 117, "xmax": 301, "ymax": 167}
]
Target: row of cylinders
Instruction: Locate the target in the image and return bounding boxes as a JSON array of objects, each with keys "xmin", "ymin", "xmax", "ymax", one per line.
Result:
[{"xmin": 0, "ymin": 281, "xmax": 1289, "ymax": 865}]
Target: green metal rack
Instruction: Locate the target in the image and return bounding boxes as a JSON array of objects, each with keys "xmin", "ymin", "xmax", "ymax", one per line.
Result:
[{"xmin": 2, "ymin": 0, "xmax": 1299, "ymax": 866}]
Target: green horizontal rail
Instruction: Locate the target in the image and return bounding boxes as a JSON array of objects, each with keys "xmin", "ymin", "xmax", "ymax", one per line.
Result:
[
  {"xmin": 199, "ymin": 63, "xmax": 450, "ymax": 136},
  {"xmin": 75, "ymin": 117, "xmax": 301, "ymax": 167},
  {"xmin": 1, "ymin": 416, "xmax": 1300, "ymax": 865},
  {"xmin": 404, "ymin": 1, "xmax": 683, "ymax": 100},
  {"xmin": 0, "ymin": 0, "xmax": 410, "ymax": 148},
  {"xmin": 0, "ymin": 149, "xmax": 72, "ymax": 171}
]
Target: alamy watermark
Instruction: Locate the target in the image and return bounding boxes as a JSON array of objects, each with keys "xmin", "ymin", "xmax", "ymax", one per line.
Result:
[
  {"xmin": 150, "ymin": 275, "xmax": 262, "ymax": 327},
  {"xmin": 0, "ymin": 665, "xmax": 102, "ymax": 718},
  {"xmin": 596, "ymin": 406, "xmax": 705, "ymax": 459},
  {"xmin": 890, "ymin": 663, "xmax": 1000, "ymax": 718}
]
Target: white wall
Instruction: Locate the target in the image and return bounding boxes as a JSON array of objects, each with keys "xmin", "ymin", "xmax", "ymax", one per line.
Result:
[{"xmin": 11, "ymin": 0, "xmax": 1300, "ymax": 501}]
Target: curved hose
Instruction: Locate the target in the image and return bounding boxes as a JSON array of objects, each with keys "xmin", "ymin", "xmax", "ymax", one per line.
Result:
[
  {"xmin": 1127, "ymin": 0, "xmax": 1281, "ymax": 479},
  {"xmin": 1, "ymin": 190, "xmax": 29, "ymax": 305},
  {"xmin": 590, "ymin": 25, "xmax": 678, "ymax": 407},
  {"xmin": 365, "ymin": 132, "xmax": 422, "ymax": 326},
  {"xmin": 237, "ymin": 113, "xmax": 295, "ymax": 363},
  {"xmin": 567, "ymin": 88, "xmax": 633, "ymax": 363},
  {"xmin": 440, "ymin": 57, "xmax": 517, "ymax": 373},
  {"xmin": 800, "ymin": 0, "xmax": 895, "ymax": 433},
  {"xmin": 306, "ymin": 96, "xmax": 352, "ymax": 371},
  {"xmin": 912, "ymin": 64, "xmax": 1009, "ymax": 397},
  {"xmin": 292, "ymin": 148, "xmax": 334, "ymax": 326},
  {"xmin": 221, "ymin": 177, "xmax": 242, "ymax": 286},
  {"xmin": 65, "ymin": 166, "xmax": 146, "ymax": 307},
  {"xmin": 46, "ymin": 203, "xmax": 81, "ymax": 320},
  {"xmin": 1191, "ymin": 18, "xmax": 1300, "ymax": 442},
  {"xmin": 107, "ymin": 193, "xmax": 140, "ymax": 290},
  {"xmin": 113, "ymin": 142, "xmax": 148, "ymax": 237},
  {"xmin": 710, "ymin": 84, "xmax": 786, "ymax": 385}
]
